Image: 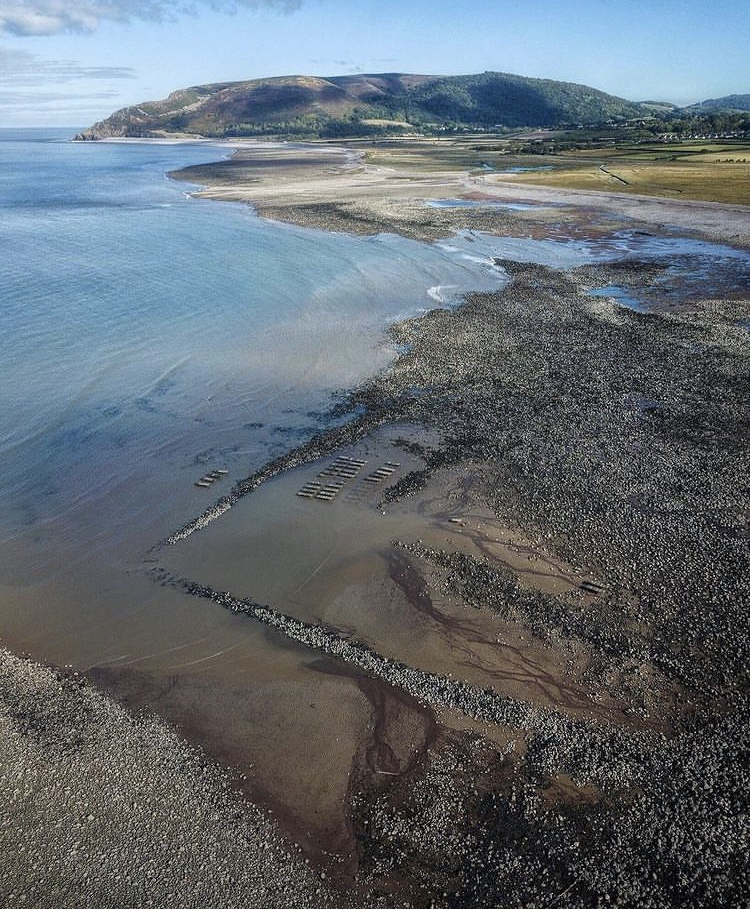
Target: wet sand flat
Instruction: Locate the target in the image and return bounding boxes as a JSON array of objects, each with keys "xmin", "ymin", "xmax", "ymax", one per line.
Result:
[
  {"xmin": 3, "ymin": 138, "xmax": 749, "ymax": 908},
  {"xmin": 148, "ymin": 232, "xmax": 748, "ymax": 905},
  {"xmin": 173, "ymin": 139, "xmax": 750, "ymax": 248},
  {"xmin": 159, "ymin": 427, "xmax": 632, "ymax": 726}
]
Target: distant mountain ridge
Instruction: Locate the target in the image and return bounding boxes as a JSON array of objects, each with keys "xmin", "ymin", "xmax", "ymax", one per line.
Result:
[
  {"xmin": 684, "ymin": 94, "xmax": 750, "ymax": 113},
  {"xmin": 77, "ymin": 71, "xmax": 648, "ymax": 139},
  {"xmin": 77, "ymin": 72, "xmax": 750, "ymax": 140}
]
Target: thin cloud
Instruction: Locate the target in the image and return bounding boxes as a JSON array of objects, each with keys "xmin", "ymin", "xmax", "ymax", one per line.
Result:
[
  {"xmin": 0, "ymin": 88, "xmax": 120, "ymax": 105},
  {"xmin": 307, "ymin": 59, "xmax": 366, "ymax": 74},
  {"xmin": 0, "ymin": 1, "xmax": 303, "ymax": 37},
  {"xmin": 0, "ymin": 45, "xmax": 135, "ymax": 82}
]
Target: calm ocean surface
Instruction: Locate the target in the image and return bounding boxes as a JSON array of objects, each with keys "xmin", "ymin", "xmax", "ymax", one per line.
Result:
[
  {"xmin": 0, "ymin": 128, "xmax": 519, "ymax": 664},
  {"xmin": 1, "ymin": 128, "xmax": 748, "ymax": 667},
  {"xmin": 1, "ymin": 131, "xmax": 509, "ymax": 562}
]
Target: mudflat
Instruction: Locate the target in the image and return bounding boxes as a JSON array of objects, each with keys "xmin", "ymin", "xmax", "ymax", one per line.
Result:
[{"xmin": 3, "ymin": 139, "xmax": 748, "ymax": 908}]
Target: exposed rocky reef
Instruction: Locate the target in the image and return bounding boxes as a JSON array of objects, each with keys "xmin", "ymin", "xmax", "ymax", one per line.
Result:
[{"xmin": 159, "ymin": 258, "xmax": 749, "ymax": 907}]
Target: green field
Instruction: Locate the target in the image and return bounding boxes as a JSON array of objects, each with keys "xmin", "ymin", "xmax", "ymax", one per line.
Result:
[
  {"xmin": 338, "ymin": 136, "xmax": 750, "ymax": 205},
  {"xmin": 515, "ymin": 141, "xmax": 750, "ymax": 204}
]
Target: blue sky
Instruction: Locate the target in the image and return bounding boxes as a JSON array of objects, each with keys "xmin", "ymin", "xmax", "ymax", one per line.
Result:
[{"xmin": 1, "ymin": 0, "xmax": 748, "ymax": 127}]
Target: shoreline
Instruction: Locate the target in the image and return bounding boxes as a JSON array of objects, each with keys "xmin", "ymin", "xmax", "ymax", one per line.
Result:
[
  {"xmin": 4, "ymin": 140, "xmax": 749, "ymax": 907},
  {"xmin": 170, "ymin": 140, "xmax": 750, "ymax": 249},
  {"xmin": 139, "ymin": 254, "xmax": 750, "ymax": 901},
  {"xmin": 0, "ymin": 645, "xmax": 347, "ymax": 908}
]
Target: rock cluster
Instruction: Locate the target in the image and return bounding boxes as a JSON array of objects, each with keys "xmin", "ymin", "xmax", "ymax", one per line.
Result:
[
  {"xmin": 164, "ymin": 258, "xmax": 748, "ymax": 906},
  {"xmin": 255, "ymin": 198, "xmax": 533, "ymax": 243},
  {"xmin": 0, "ymin": 648, "xmax": 347, "ymax": 909},
  {"xmin": 352, "ymin": 261, "xmax": 749, "ymax": 703},
  {"xmin": 130, "ymin": 257, "xmax": 750, "ymax": 906},
  {"xmin": 352, "ymin": 708, "xmax": 748, "ymax": 908},
  {"xmin": 339, "ymin": 259, "xmax": 748, "ymax": 907}
]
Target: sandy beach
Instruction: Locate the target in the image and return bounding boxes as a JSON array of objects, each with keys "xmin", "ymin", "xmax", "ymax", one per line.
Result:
[
  {"xmin": 3, "ymin": 139, "xmax": 749, "ymax": 908},
  {"xmin": 174, "ymin": 141, "xmax": 750, "ymax": 248}
]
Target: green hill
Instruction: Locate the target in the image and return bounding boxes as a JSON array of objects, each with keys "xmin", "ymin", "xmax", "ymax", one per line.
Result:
[
  {"xmin": 77, "ymin": 71, "xmax": 646, "ymax": 139},
  {"xmin": 683, "ymin": 94, "xmax": 750, "ymax": 114}
]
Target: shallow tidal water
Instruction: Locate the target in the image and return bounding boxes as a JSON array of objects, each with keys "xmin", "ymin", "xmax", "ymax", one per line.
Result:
[
  {"xmin": 0, "ymin": 131, "xmax": 514, "ymax": 860},
  {"xmin": 1, "ymin": 130, "xmax": 511, "ymax": 656},
  {"xmin": 3, "ymin": 129, "xmax": 749, "ymax": 867}
]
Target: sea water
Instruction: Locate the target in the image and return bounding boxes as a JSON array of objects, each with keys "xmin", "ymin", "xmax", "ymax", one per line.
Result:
[
  {"xmin": 0, "ymin": 129, "xmax": 516, "ymax": 664},
  {"xmin": 1, "ymin": 132, "xmax": 506, "ymax": 563},
  {"xmin": 1, "ymin": 129, "xmax": 748, "ymax": 668}
]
